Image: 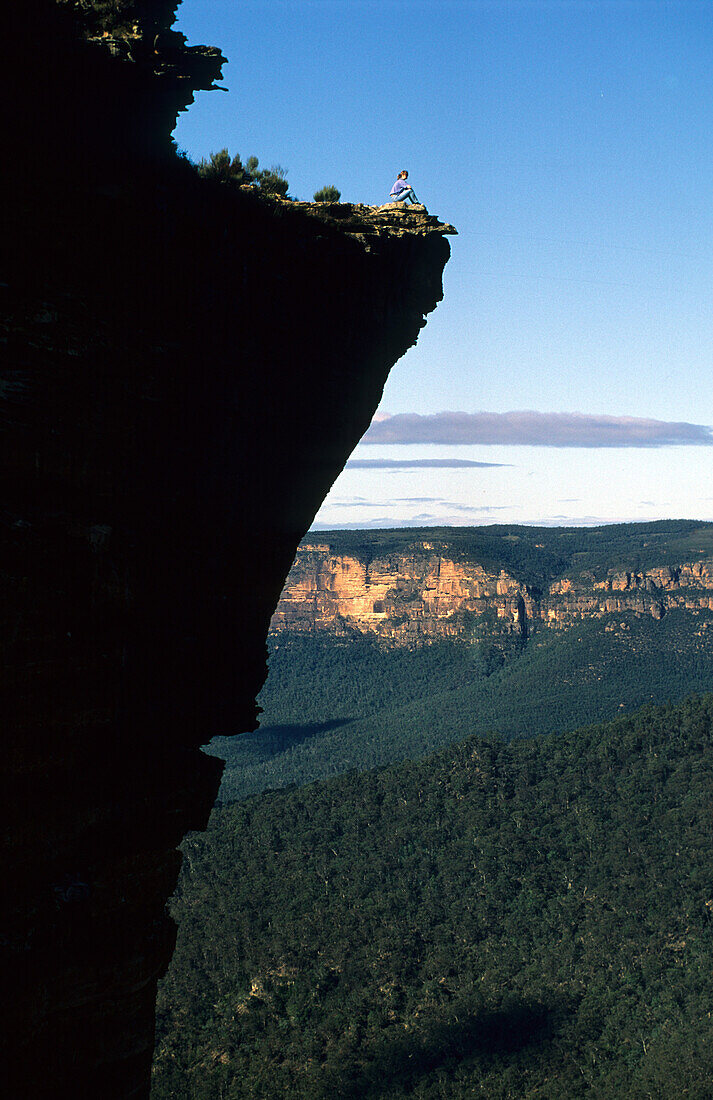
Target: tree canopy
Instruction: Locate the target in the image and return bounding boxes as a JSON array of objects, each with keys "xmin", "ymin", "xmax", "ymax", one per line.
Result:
[
  {"xmin": 154, "ymin": 693, "xmax": 713, "ymax": 1098},
  {"xmin": 313, "ymin": 185, "xmax": 341, "ymax": 202},
  {"xmin": 197, "ymin": 149, "xmax": 290, "ymax": 198}
]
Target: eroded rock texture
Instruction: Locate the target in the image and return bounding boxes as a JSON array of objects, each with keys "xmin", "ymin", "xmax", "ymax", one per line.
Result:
[
  {"xmin": 272, "ymin": 543, "xmax": 713, "ymax": 644},
  {"xmin": 1, "ymin": 3, "xmax": 453, "ymax": 1095}
]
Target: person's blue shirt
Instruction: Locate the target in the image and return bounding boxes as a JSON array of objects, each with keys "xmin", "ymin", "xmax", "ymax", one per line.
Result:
[{"xmin": 390, "ymin": 173, "xmax": 420, "ymax": 204}]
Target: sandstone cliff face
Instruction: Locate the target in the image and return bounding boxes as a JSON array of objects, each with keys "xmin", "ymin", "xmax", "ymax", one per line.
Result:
[
  {"xmin": 2, "ymin": 4, "xmax": 453, "ymax": 1096},
  {"xmin": 271, "ymin": 545, "xmax": 713, "ymax": 644}
]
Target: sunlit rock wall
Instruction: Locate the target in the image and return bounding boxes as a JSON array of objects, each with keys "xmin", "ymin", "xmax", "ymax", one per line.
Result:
[{"xmin": 271, "ymin": 544, "xmax": 713, "ymax": 644}]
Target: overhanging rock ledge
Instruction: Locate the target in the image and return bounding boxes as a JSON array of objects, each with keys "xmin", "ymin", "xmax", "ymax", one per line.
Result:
[{"xmin": 1, "ymin": 3, "xmax": 454, "ymax": 1095}]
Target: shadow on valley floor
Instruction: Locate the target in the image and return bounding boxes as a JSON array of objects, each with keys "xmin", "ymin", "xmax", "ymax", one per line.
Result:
[
  {"xmin": 326, "ymin": 997, "xmax": 565, "ymax": 1099},
  {"xmin": 213, "ymin": 719, "xmax": 355, "ymax": 761}
]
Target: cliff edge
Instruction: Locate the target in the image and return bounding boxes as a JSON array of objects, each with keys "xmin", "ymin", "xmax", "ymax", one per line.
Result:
[
  {"xmin": 272, "ymin": 542, "xmax": 713, "ymax": 644},
  {"xmin": 1, "ymin": 3, "xmax": 453, "ymax": 1096}
]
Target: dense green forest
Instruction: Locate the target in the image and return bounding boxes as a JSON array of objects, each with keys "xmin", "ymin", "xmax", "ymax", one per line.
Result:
[
  {"xmin": 213, "ymin": 608, "xmax": 713, "ymax": 801},
  {"xmin": 154, "ymin": 521, "xmax": 713, "ymax": 1095},
  {"xmin": 153, "ymin": 693, "xmax": 713, "ymax": 1098}
]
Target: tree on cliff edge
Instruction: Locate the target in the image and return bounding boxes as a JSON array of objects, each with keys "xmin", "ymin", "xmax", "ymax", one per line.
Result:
[{"xmin": 197, "ymin": 149, "xmax": 290, "ymax": 198}]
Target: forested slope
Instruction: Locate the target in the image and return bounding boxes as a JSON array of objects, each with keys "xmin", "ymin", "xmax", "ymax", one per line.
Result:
[
  {"xmin": 214, "ymin": 607, "xmax": 713, "ymax": 801},
  {"xmin": 154, "ymin": 693, "xmax": 713, "ymax": 1098}
]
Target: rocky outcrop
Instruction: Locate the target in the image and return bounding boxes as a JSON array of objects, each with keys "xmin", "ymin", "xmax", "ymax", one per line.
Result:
[
  {"xmin": 271, "ymin": 545, "xmax": 536, "ymax": 642},
  {"xmin": 271, "ymin": 545, "xmax": 713, "ymax": 645},
  {"xmin": 286, "ymin": 201, "xmax": 456, "ymax": 242},
  {"xmin": 2, "ymin": 3, "xmax": 453, "ymax": 1096}
]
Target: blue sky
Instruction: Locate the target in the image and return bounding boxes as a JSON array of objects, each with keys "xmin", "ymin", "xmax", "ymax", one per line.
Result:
[{"xmin": 175, "ymin": 0, "xmax": 713, "ymax": 528}]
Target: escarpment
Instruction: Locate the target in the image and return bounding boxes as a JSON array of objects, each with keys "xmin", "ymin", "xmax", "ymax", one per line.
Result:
[
  {"xmin": 2, "ymin": 3, "xmax": 454, "ymax": 1096},
  {"xmin": 271, "ymin": 542, "xmax": 713, "ymax": 644}
]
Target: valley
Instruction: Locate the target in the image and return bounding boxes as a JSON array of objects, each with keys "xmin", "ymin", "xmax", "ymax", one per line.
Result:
[
  {"xmin": 155, "ymin": 693, "xmax": 713, "ymax": 1098},
  {"xmin": 152, "ymin": 521, "xmax": 713, "ymax": 1097},
  {"xmin": 213, "ymin": 521, "xmax": 713, "ymax": 801}
]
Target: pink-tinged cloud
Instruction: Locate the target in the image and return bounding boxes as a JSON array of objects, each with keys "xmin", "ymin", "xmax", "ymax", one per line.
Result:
[{"xmin": 362, "ymin": 411, "xmax": 713, "ymax": 448}]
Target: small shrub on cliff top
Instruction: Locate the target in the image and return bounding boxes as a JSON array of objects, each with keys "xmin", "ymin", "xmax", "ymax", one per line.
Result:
[
  {"xmin": 257, "ymin": 164, "xmax": 290, "ymax": 199},
  {"xmin": 197, "ymin": 149, "xmax": 290, "ymax": 198},
  {"xmin": 314, "ymin": 185, "xmax": 341, "ymax": 203},
  {"xmin": 197, "ymin": 148, "xmax": 247, "ymax": 184}
]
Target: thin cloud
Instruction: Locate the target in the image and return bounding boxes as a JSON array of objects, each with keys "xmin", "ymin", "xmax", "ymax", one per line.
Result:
[
  {"xmin": 310, "ymin": 512, "xmax": 668, "ymax": 532},
  {"xmin": 362, "ymin": 411, "xmax": 713, "ymax": 448},
  {"xmin": 313, "ymin": 503, "xmax": 511, "ymax": 530},
  {"xmin": 448, "ymin": 502, "xmax": 510, "ymax": 514},
  {"xmin": 312, "ymin": 510, "xmax": 510, "ymax": 530},
  {"xmin": 346, "ymin": 457, "xmax": 508, "ymax": 469},
  {"xmin": 535, "ymin": 515, "xmax": 645, "ymax": 527},
  {"xmin": 326, "ymin": 496, "xmax": 509, "ymax": 511}
]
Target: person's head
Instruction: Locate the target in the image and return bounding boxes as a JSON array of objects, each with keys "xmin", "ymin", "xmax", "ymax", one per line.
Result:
[{"xmin": 399, "ymin": 170, "xmax": 408, "ymax": 179}]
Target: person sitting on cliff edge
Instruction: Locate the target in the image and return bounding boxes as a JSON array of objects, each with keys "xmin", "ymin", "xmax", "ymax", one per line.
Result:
[{"xmin": 390, "ymin": 170, "xmax": 422, "ymax": 207}]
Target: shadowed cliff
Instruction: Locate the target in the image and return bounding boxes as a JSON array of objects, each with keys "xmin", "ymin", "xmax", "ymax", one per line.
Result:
[{"xmin": 1, "ymin": 3, "xmax": 453, "ymax": 1096}]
